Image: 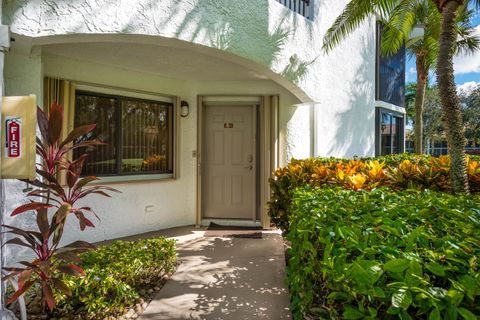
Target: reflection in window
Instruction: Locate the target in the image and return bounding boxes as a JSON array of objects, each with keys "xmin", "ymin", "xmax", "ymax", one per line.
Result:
[
  {"xmin": 74, "ymin": 91, "xmax": 173, "ymax": 176},
  {"xmin": 379, "ymin": 110, "xmax": 404, "ymax": 156}
]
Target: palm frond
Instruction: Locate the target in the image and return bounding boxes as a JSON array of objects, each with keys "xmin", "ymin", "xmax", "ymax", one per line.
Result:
[{"xmin": 322, "ymin": 0, "xmax": 376, "ymax": 52}]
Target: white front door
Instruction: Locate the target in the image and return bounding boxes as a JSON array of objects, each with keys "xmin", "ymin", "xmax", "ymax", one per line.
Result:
[{"xmin": 203, "ymin": 105, "xmax": 256, "ymax": 219}]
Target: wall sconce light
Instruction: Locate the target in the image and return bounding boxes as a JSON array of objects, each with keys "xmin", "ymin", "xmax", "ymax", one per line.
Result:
[{"xmin": 180, "ymin": 100, "xmax": 190, "ymax": 118}]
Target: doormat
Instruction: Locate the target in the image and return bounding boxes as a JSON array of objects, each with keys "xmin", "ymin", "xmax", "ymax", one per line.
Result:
[{"xmin": 204, "ymin": 222, "xmax": 263, "ymax": 239}]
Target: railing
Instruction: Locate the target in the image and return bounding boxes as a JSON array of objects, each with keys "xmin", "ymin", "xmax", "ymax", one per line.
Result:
[
  {"xmin": 405, "ymin": 146, "xmax": 480, "ymax": 157},
  {"xmin": 276, "ymin": 0, "xmax": 313, "ymax": 20}
]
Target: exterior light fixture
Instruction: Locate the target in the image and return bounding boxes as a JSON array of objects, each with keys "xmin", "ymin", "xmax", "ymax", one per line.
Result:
[{"xmin": 180, "ymin": 100, "xmax": 190, "ymax": 118}]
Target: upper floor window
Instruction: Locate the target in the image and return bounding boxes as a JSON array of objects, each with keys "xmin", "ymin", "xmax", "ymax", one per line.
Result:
[
  {"xmin": 276, "ymin": 0, "xmax": 313, "ymax": 20},
  {"xmin": 375, "ymin": 22, "xmax": 406, "ymax": 108},
  {"xmin": 74, "ymin": 91, "xmax": 174, "ymax": 177}
]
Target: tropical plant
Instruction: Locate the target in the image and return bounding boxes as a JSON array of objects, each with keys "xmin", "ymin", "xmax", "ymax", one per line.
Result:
[
  {"xmin": 461, "ymin": 83, "xmax": 480, "ymax": 148},
  {"xmin": 323, "ymin": 0, "xmax": 480, "ymax": 194},
  {"xmin": 268, "ymin": 154, "xmax": 480, "ymax": 233},
  {"xmin": 20, "ymin": 237, "xmax": 177, "ymax": 319},
  {"xmin": 406, "ymin": 85, "xmax": 445, "ymax": 149},
  {"xmin": 431, "ymin": 0, "xmax": 479, "ymax": 194},
  {"xmin": 2, "ymin": 103, "xmax": 118, "ymax": 311},
  {"xmin": 287, "ymin": 186, "xmax": 480, "ymax": 319}
]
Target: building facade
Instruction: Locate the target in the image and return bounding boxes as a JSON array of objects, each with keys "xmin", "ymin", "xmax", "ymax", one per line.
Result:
[{"xmin": 1, "ymin": 0, "xmax": 405, "ymax": 257}]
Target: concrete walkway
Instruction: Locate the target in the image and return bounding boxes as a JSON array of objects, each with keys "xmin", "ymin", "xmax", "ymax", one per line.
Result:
[{"xmin": 137, "ymin": 227, "xmax": 291, "ymax": 320}]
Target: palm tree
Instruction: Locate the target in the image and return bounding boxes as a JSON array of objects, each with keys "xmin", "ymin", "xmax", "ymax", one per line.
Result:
[
  {"xmin": 431, "ymin": 0, "xmax": 479, "ymax": 194},
  {"xmin": 323, "ymin": 0, "xmax": 479, "ymax": 194},
  {"xmin": 381, "ymin": 3, "xmax": 479, "ymax": 154}
]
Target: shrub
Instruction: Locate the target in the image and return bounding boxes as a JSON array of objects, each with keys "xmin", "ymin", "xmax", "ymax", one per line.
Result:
[
  {"xmin": 269, "ymin": 154, "xmax": 480, "ymax": 233},
  {"xmin": 35, "ymin": 237, "xmax": 177, "ymax": 318},
  {"xmin": 287, "ymin": 186, "xmax": 480, "ymax": 319},
  {"xmin": 3, "ymin": 103, "xmax": 118, "ymax": 311}
]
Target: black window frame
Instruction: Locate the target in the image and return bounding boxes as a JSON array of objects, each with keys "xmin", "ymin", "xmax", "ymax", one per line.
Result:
[
  {"xmin": 74, "ymin": 90, "xmax": 175, "ymax": 177},
  {"xmin": 375, "ymin": 107, "xmax": 405, "ymax": 156}
]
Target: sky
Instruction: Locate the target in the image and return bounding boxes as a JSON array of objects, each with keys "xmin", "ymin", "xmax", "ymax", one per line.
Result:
[{"xmin": 405, "ymin": 9, "xmax": 480, "ymax": 91}]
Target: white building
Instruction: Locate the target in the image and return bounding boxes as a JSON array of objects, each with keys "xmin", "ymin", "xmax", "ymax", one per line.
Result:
[{"xmin": 0, "ymin": 0, "xmax": 405, "ymax": 257}]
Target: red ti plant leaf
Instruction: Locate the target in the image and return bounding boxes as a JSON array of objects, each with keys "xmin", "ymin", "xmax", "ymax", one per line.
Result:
[
  {"xmin": 54, "ymin": 251, "xmax": 81, "ymax": 263},
  {"xmin": 51, "ymin": 278, "xmax": 72, "ymax": 297},
  {"xmin": 74, "ymin": 211, "xmax": 95, "ymax": 231},
  {"xmin": 66, "ymin": 154, "xmax": 88, "ymax": 188},
  {"xmin": 72, "ymin": 176, "xmax": 99, "ymax": 193},
  {"xmin": 6, "ymin": 280, "xmax": 34, "ymax": 305},
  {"xmin": 63, "ymin": 240, "xmax": 96, "ymax": 251},
  {"xmin": 52, "ymin": 221, "xmax": 65, "ymax": 249},
  {"xmin": 59, "ymin": 124, "xmax": 97, "ymax": 149},
  {"xmin": 42, "ymin": 282, "xmax": 56, "ymax": 311},
  {"xmin": 37, "ymin": 106, "xmax": 49, "ymax": 144},
  {"xmin": 58, "ymin": 264, "xmax": 85, "ymax": 277},
  {"xmin": 47, "ymin": 102, "xmax": 63, "ymax": 145},
  {"xmin": 36, "ymin": 208, "xmax": 50, "ymax": 240},
  {"xmin": 54, "ymin": 204, "xmax": 72, "ymax": 224},
  {"xmin": 11, "ymin": 202, "xmax": 53, "ymax": 217},
  {"xmin": 17, "ymin": 269, "xmax": 33, "ymax": 289},
  {"xmin": 3, "ymin": 238, "xmax": 33, "ymax": 249}
]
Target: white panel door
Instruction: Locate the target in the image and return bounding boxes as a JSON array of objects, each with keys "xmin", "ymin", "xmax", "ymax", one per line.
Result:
[{"xmin": 203, "ymin": 105, "xmax": 255, "ymax": 219}]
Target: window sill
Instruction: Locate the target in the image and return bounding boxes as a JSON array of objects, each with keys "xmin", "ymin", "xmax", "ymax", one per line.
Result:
[
  {"xmin": 375, "ymin": 100, "xmax": 406, "ymax": 114},
  {"xmin": 91, "ymin": 173, "xmax": 175, "ymax": 185}
]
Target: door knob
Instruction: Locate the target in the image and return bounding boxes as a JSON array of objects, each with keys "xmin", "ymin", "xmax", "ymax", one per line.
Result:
[{"xmin": 244, "ymin": 164, "xmax": 253, "ymax": 170}]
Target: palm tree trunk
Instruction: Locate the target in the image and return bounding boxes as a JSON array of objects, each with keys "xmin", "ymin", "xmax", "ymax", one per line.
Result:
[
  {"xmin": 414, "ymin": 51, "xmax": 427, "ymax": 154},
  {"xmin": 436, "ymin": 0, "xmax": 470, "ymax": 194}
]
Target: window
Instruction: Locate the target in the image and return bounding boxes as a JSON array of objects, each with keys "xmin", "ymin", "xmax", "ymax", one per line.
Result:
[
  {"xmin": 376, "ymin": 108, "xmax": 405, "ymax": 156},
  {"xmin": 276, "ymin": 0, "xmax": 313, "ymax": 20},
  {"xmin": 74, "ymin": 91, "xmax": 174, "ymax": 177},
  {"xmin": 376, "ymin": 22, "xmax": 406, "ymax": 108}
]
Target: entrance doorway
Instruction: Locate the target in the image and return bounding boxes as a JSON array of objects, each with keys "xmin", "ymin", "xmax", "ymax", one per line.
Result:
[{"xmin": 202, "ymin": 104, "xmax": 257, "ymax": 220}]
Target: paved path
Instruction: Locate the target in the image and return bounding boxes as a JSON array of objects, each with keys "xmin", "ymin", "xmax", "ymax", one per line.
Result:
[{"xmin": 138, "ymin": 228, "xmax": 291, "ymax": 320}]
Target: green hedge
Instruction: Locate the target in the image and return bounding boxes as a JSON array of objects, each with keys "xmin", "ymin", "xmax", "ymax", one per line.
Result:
[
  {"xmin": 269, "ymin": 154, "xmax": 480, "ymax": 233},
  {"xmin": 287, "ymin": 186, "xmax": 480, "ymax": 319},
  {"xmin": 51, "ymin": 237, "xmax": 177, "ymax": 318}
]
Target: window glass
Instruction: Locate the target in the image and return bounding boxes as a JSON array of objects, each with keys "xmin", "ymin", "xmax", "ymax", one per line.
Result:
[
  {"xmin": 381, "ymin": 113, "xmax": 392, "ymax": 155},
  {"xmin": 121, "ymin": 99, "xmax": 172, "ymax": 174},
  {"xmin": 74, "ymin": 94, "xmax": 117, "ymax": 175},
  {"xmin": 74, "ymin": 91, "xmax": 174, "ymax": 177},
  {"xmin": 376, "ymin": 23, "xmax": 406, "ymax": 107},
  {"xmin": 378, "ymin": 110, "xmax": 404, "ymax": 156}
]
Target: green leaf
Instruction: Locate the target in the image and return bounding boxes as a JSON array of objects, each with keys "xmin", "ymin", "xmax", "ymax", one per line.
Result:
[
  {"xmin": 373, "ymin": 287, "xmax": 386, "ymax": 298},
  {"xmin": 399, "ymin": 309, "xmax": 413, "ymax": 320},
  {"xmin": 343, "ymin": 305, "xmax": 365, "ymax": 320},
  {"xmin": 446, "ymin": 290, "xmax": 465, "ymax": 306},
  {"xmin": 384, "ymin": 259, "xmax": 411, "ymax": 273},
  {"xmin": 392, "ymin": 289, "xmax": 413, "ymax": 310},
  {"xmin": 426, "ymin": 261, "xmax": 446, "ymax": 276},
  {"xmin": 457, "ymin": 308, "xmax": 477, "ymax": 320},
  {"xmin": 429, "ymin": 308, "xmax": 441, "ymax": 320},
  {"xmin": 446, "ymin": 305, "xmax": 458, "ymax": 320}
]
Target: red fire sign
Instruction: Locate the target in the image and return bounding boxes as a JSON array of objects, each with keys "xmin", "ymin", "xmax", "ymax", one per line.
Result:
[{"xmin": 5, "ymin": 117, "xmax": 21, "ymax": 158}]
